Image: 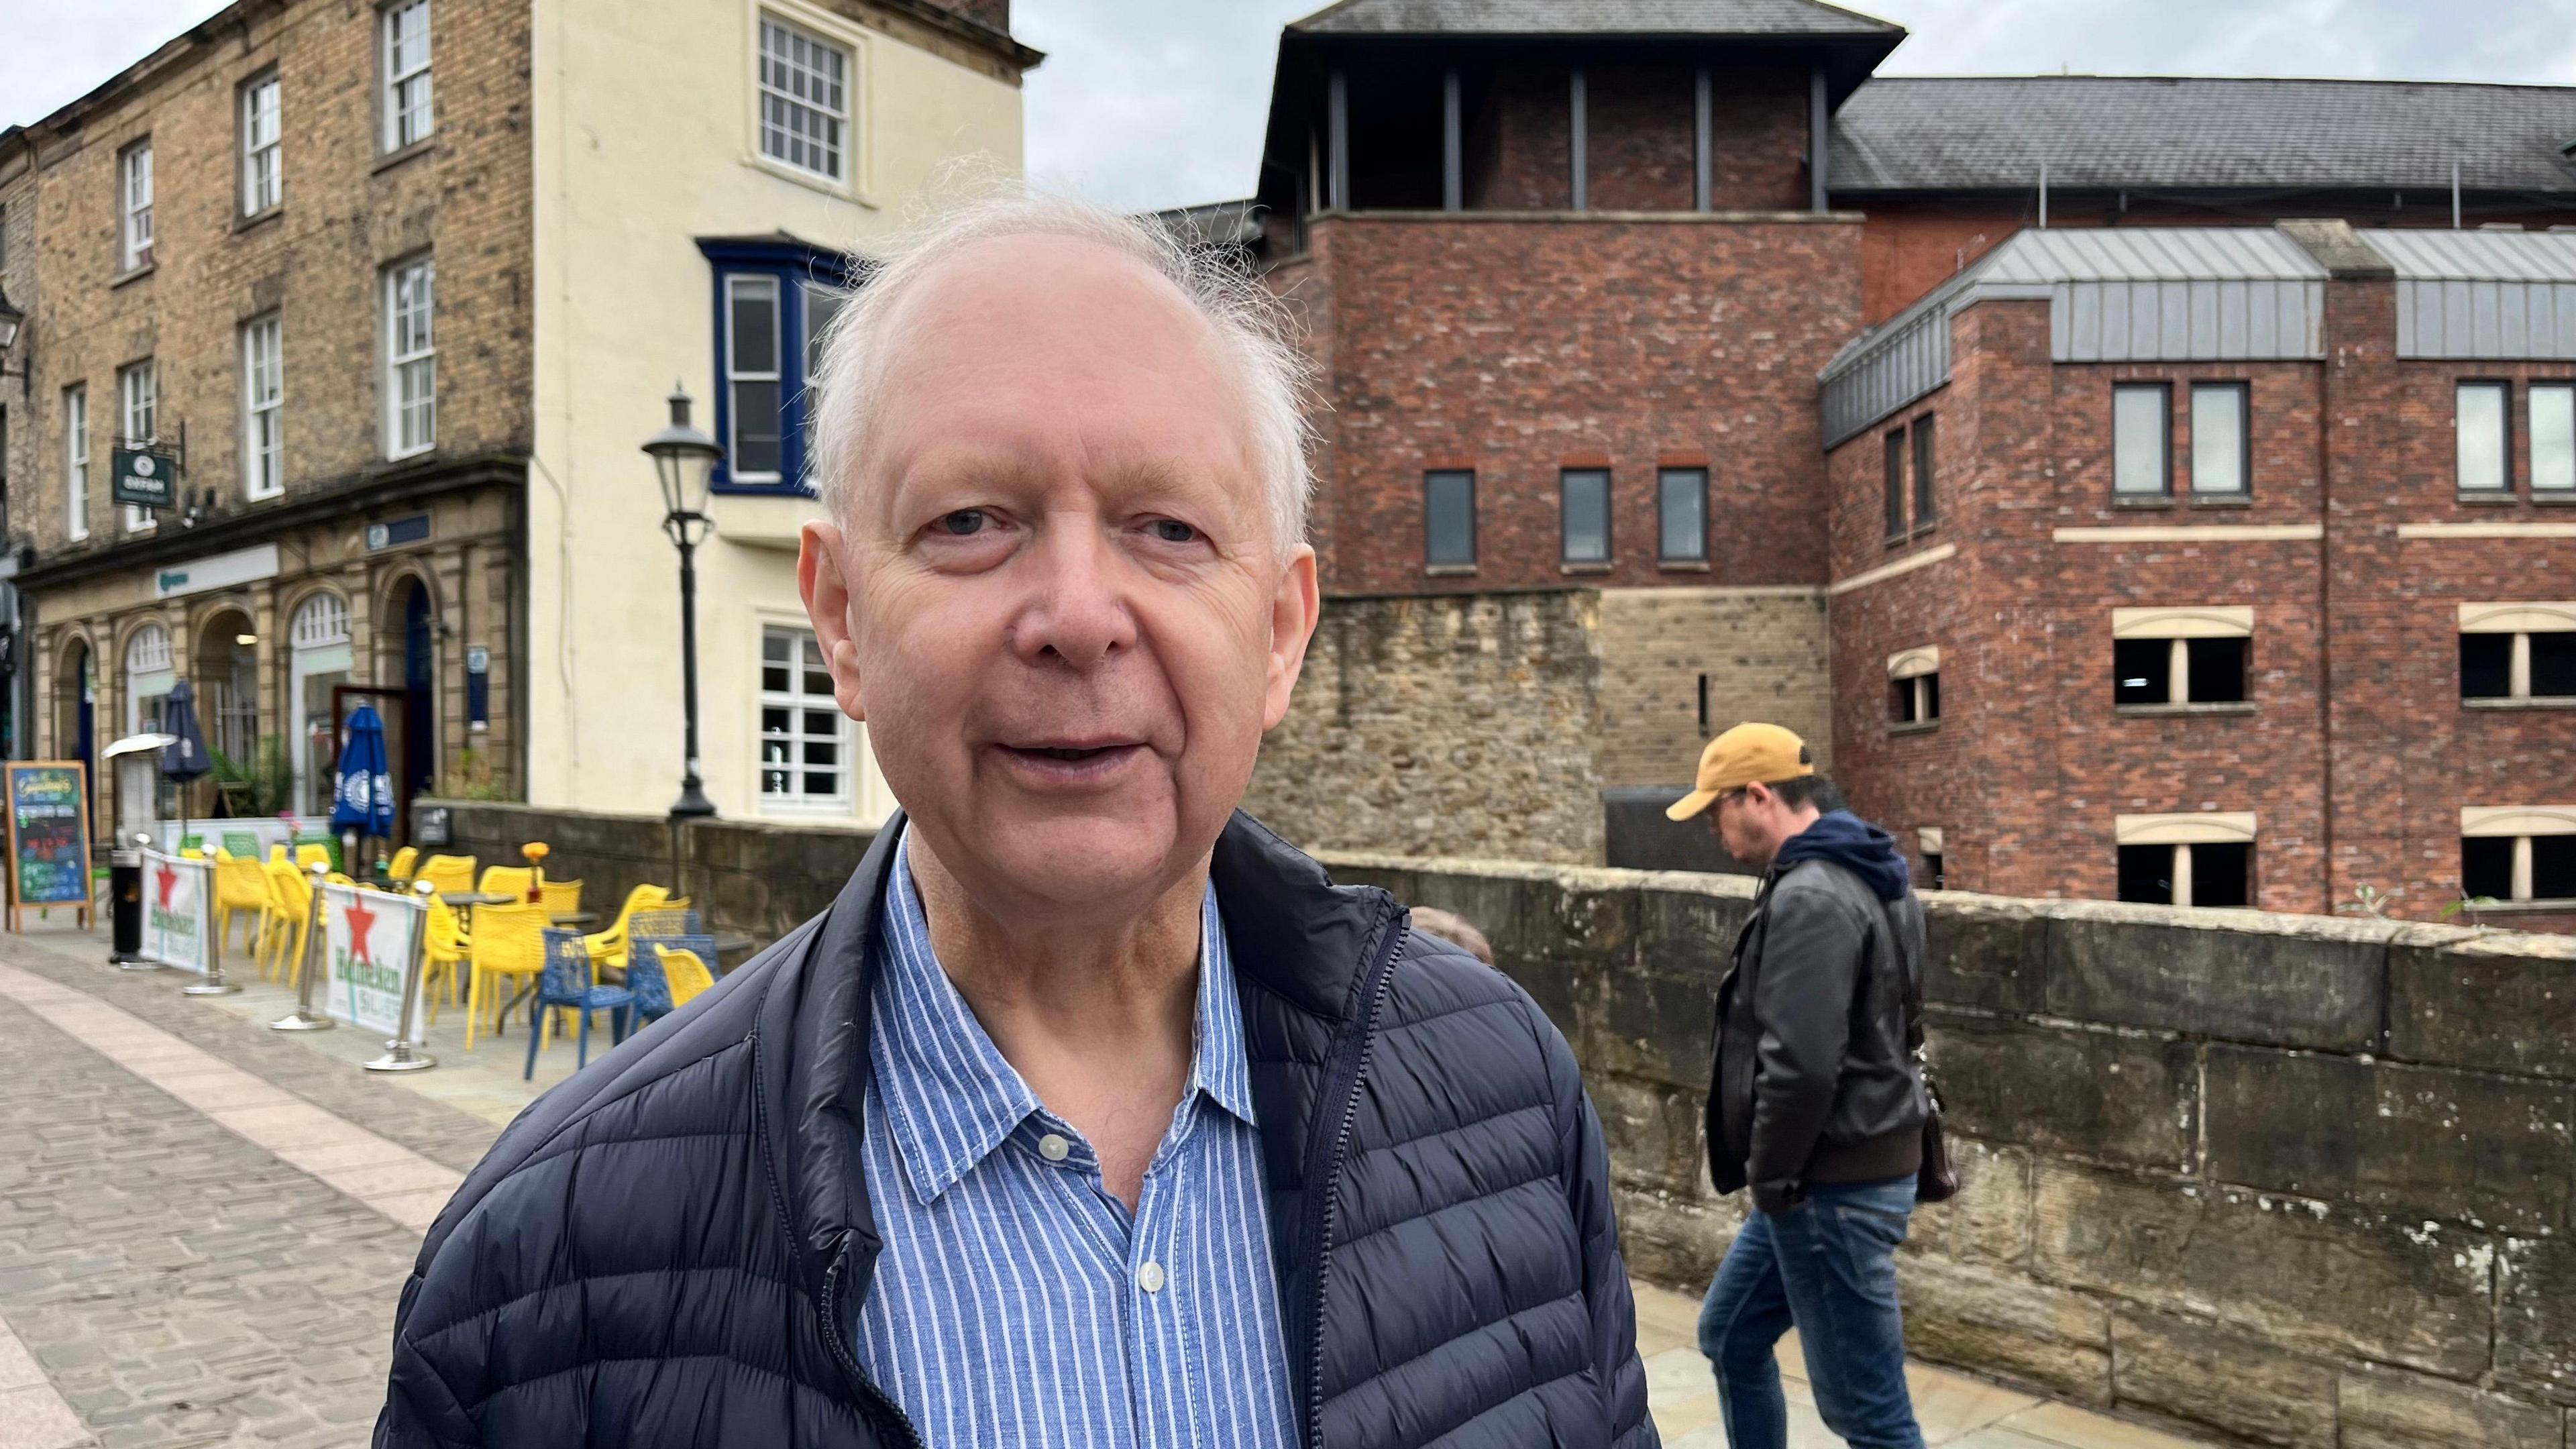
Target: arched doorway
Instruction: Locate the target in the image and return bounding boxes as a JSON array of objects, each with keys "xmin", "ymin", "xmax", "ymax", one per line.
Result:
[
  {"xmin": 193, "ymin": 605, "xmax": 261, "ymax": 804},
  {"xmin": 288, "ymin": 593, "xmax": 353, "ymax": 815},
  {"xmin": 56, "ymin": 636, "xmax": 93, "ymax": 772}
]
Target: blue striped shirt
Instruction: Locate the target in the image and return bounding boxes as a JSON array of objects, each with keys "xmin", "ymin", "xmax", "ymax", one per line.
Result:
[{"xmin": 851, "ymin": 833, "xmax": 1301, "ymax": 1449}]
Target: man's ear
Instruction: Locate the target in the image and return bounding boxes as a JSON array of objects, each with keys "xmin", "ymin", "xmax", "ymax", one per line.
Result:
[
  {"xmin": 799, "ymin": 519, "xmax": 866, "ymax": 722},
  {"xmin": 1261, "ymin": 543, "xmax": 1322, "ymax": 732}
]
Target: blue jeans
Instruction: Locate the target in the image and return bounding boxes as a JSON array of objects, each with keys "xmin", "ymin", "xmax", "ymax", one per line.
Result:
[{"xmin": 1697, "ymin": 1177, "xmax": 1925, "ymax": 1449}]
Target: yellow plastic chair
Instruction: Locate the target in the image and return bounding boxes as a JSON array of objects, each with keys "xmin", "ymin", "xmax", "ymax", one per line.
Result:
[
  {"xmin": 388, "ymin": 845, "xmax": 420, "ymax": 881},
  {"xmin": 478, "ymin": 865, "xmax": 537, "ymax": 904},
  {"xmin": 416, "ymin": 854, "xmax": 479, "ymax": 898},
  {"xmin": 537, "ymin": 878, "xmax": 584, "ymax": 922},
  {"xmin": 465, "ymin": 902, "xmax": 552, "ymax": 1051},
  {"xmin": 213, "ymin": 857, "xmax": 269, "ymax": 957},
  {"xmin": 420, "ymin": 896, "xmax": 471, "ymax": 1022},
  {"xmin": 181, "ymin": 847, "xmax": 207, "ymax": 861},
  {"xmin": 262, "ymin": 864, "xmax": 317, "ymax": 985},
  {"xmin": 584, "ymin": 885, "xmax": 684, "ymax": 974},
  {"xmin": 653, "ymin": 942, "xmax": 718, "ymax": 1010},
  {"xmin": 296, "ymin": 843, "xmax": 333, "ymax": 871},
  {"xmin": 267, "ymin": 844, "xmax": 290, "ymax": 865}
]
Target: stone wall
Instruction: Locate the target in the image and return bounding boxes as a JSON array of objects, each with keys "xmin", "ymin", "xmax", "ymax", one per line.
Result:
[
  {"xmin": 1594, "ymin": 586, "xmax": 1833, "ymax": 787},
  {"xmin": 1243, "ymin": 590, "xmax": 1607, "ymax": 864},
  {"xmin": 1324, "ymin": 854, "xmax": 2576, "ymax": 1449},
  {"xmin": 437, "ymin": 797, "xmax": 2576, "ymax": 1446}
]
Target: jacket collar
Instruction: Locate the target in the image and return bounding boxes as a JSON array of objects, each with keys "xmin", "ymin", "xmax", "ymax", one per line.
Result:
[{"xmin": 757, "ymin": 808, "xmax": 1398, "ymax": 1311}]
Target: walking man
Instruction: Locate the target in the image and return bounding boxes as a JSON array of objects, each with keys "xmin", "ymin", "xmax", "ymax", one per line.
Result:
[
  {"xmin": 1666, "ymin": 723, "xmax": 1929, "ymax": 1449},
  {"xmin": 374, "ymin": 192, "xmax": 1654, "ymax": 1448}
]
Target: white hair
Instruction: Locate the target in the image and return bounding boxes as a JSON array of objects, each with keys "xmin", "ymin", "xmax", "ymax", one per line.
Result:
[{"xmin": 807, "ymin": 190, "xmax": 1314, "ymax": 559}]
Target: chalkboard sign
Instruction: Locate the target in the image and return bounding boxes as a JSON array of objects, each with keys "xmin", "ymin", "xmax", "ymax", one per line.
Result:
[{"xmin": 7, "ymin": 761, "xmax": 93, "ymax": 929}]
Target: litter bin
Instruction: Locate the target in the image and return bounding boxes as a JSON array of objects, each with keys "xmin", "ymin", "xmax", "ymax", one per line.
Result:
[{"xmin": 109, "ymin": 833, "xmax": 146, "ymax": 966}]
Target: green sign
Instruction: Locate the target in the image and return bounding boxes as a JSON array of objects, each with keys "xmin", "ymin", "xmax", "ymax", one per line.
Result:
[{"xmin": 111, "ymin": 447, "xmax": 179, "ymax": 508}]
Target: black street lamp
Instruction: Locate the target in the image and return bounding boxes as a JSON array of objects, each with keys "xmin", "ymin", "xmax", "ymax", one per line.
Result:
[
  {"xmin": 641, "ymin": 385, "xmax": 723, "ymax": 819},
  {"xmin": 0, "ymin": 282, "xmax": 28, "ymax": 398}
]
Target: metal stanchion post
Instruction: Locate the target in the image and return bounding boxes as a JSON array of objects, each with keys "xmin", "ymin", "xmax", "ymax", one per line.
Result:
[
  {"xmin": 178, "ymin": 851, "xmax": 242, "ymax": 996},
  {"xmin": 365, "ymin": 881, "xmax": 439, "ymax": 1073},
  {"xmin": 269, "ymin": 863, "xmax": 335, "ymax": 1032}
]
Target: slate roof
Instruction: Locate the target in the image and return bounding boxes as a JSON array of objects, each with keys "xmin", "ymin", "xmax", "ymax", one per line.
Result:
[
  {"xmin": 1287, "ymin": 0, "xmax": 1902, "ymax": 38},
  {"xmin": 1831, "ymin": 76, "xmax": 2576, "ymax": 195}
]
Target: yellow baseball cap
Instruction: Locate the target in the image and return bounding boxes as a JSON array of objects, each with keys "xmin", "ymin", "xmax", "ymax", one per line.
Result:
[{"xmin": 1665, "ymin": 722, "xmax": 1815, "ymax": 821}]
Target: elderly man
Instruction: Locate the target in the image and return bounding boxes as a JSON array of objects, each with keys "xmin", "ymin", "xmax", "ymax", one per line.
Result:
[{"xmin": 374, "ymin": 195, "xmax": 1654, "ymax": 1449}]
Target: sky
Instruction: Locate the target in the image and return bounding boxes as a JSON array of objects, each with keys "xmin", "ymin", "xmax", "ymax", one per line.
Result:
[{"xmin": 9, "ymin": 0, "xmax": 2576, "ymax": 213}]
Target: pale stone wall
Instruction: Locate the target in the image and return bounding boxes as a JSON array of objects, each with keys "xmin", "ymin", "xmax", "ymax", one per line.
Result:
[
  {"xmin": 1593, "ymin": 586, "xmax": 1833, "ymax": 788},
  {"xmin": 1244, "ymin": 590, "xmax": 1607, "ymax": 864}
]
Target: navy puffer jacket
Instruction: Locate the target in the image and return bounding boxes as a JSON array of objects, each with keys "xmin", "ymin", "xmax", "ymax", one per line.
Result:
[{"xmin": 376, "ymin": 813, "xmax": 1656, "ymax": 1448}]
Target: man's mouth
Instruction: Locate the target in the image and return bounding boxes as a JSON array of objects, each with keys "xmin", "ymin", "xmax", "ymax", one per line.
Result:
[{"xmin": 993, "ymin": 739, "xmax": 1149, "ymax": 780}]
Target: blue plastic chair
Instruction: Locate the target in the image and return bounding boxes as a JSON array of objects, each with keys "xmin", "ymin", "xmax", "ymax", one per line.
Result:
[
  {"xmin": 626, "ymin": 932, "xmax": 718, "ymax": 1026},
  {"xmin": 526, "ymin": 928, "xmax": 634, "ymax": 1079}
]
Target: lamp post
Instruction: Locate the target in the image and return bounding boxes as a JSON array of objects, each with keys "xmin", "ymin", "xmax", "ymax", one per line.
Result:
[{"xmin": 641, "ymin": 385, "xmax": 723, "ymax": 819}]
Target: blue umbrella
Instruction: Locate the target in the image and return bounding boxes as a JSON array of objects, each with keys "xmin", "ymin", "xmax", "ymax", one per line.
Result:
[
  {"xmin": 160, "ymin": 680, "xmax": 214, "ymax": 851},
  {"xmin": 331, "ymin": 704, "xmax": 396, "ymax": 839}
]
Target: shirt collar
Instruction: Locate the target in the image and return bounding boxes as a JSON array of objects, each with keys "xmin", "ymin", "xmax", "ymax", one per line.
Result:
[{"xmin": 869, "ymin": 829, "xmax": 1256, "ymax": 1205}]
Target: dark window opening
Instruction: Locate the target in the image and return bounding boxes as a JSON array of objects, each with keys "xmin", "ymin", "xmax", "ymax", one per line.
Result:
[
  {"xmin": 2536, "ymin": 836, "xmax": 2576, "ymax": 900},
  {"xmin": 1560, "ymin": 468, "xmax": 1610, "ymax": 564},
  {"xmin": 2534, "ymin": 632, "xmax": 2576, "ymax": 697},
  {"xmin": 2461, "ymin": 633, "xmax": 2513, "ymax": 699},
  {"xmin": 1890, "ymin": 672, "xmax": 1938, "ymax": 725},
  {"xmin": 2461, "ymin": 836, "xmax": 2516, "ymax": 900},
  {"xmin": 2114, "ymin": 639, "xmax": 2171, "ymax": 706},
  {"xmin": 1882, "ymin": 429, "xmax": 1906, "ymax": 539},
  {"xmin": 1696, "ymin": 673, "xmax": 1709, "ymax": 733},
  {"xmin": 1911, "ymin": 415, "xmax": 1937, "ymax": 525},
  {"xmin": 1890, "ymin": 678, "xmax": 1916, "ymax": 724},
  {"xmin": 2186, "ymin": 637, "xmax": 2249, "ymax": 704},
  {"xmin": 2192, "ymin": 843, "xmax": 2253, "ymax": 908},
  {"xmin": 2117, "ymin": 844, "xmax": 2174, "ymax": 905},
  {"xmin": 1923, "ymin": 853, "xmax": 1945, "ymax": 891},
  {"xmin": 1425, "ymin": 470, "xmax": 1476, "ymax": 567},
  {"xmin": 1922, "ymin": 672, "xmax": 1941, "ymax": 720},
  {"xmin": 1658, "ymin": 467, "xmax": 1707, "ymax": 562},
  {"xmin": 1342, "ymin": 56, "xmax": 1451, "ymax": 211}
]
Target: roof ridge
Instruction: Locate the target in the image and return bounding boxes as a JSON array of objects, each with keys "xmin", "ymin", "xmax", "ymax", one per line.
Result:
[{"xmin": 1861, "ymin": 72, "xmax": 2576, "ymax": 93}]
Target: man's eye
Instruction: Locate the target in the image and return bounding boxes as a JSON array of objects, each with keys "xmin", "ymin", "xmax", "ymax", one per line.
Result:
[
  {"xmin": 1150, "ymin": 519, "xmax": 1199, "ymax": 544},
  {"xmin": 938, "ymin": 509, "xmax": 987, "ymax": 536}
]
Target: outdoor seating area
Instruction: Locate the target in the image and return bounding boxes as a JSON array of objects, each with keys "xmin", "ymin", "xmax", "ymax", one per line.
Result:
[{"xmin": 159, "ymin": 827, "xmax": 751, "ymax": 1081}]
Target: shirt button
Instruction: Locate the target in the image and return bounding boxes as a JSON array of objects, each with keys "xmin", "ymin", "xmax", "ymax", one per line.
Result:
[
  {"xmin": 1137, "ymin": 1260, "xmax": 1166, "ymax": 1293},
  {"xmin": 1038, "ymin": 1134, "xmax": 1071, "ymax": 1162}
]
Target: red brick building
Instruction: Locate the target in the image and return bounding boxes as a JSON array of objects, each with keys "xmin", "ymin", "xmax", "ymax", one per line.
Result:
[{"xmin": 1211, "ymin": 0, "xmax": 2576, "ymax": 924}]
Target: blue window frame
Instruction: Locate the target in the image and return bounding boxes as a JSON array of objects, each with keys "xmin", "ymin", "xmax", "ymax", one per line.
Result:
[{"xmin": 698, "ymin": 237, "xmax": 859, "ymax": 495}]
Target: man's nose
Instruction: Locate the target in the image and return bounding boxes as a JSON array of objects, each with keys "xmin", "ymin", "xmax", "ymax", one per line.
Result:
[{"xmin": 1006, "ymin": 519, "xmax": 1137, "ymax": 669}]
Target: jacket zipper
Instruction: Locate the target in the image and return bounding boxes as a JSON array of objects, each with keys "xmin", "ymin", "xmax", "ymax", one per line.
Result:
[
  {"xmin": 750, "ymin": 1022, "xmax": 926, "ymax": 1449},
  {"xmin": 1299, "ymin": 912, "xmax": 1408, "ymax": 1449}
]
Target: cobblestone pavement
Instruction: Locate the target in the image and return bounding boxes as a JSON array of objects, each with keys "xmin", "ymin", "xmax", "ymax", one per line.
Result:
[{"xmin": 0, "ymin": 920, "xmax": 2216, "ymax": 1449}]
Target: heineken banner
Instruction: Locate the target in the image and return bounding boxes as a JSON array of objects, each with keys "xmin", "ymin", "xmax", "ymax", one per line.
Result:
[
  {"xmin": 319, "ymin": 883, "xmax": 427, "ymax": 1042},
  {"xmin": 141, "ymin": 850, "xmax": 214, "ymax": 973}
]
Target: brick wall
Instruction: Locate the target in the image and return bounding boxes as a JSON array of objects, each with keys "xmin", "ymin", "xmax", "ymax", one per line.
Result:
[
  {"xmin": 1289, "ymin": 213, "xmax": 1864, "ymax": 597},
  {"xmin": 1593, "ymin": 587, "xmax": 1831, "ymax": 788},
  {"xmin": 1465, "ymin": 63, "xmax": 1572, "ymax": 211},
  {"xmin": 1829, "ymin": 284, "xmax": 2576, "ymax": 926},
  {"xmin": 1242, "ymin": 590, "xmax": 1607, "ymax": 863},
  {"xmin": 16, "ymin": 0, "xmax": 534, "ymax": 564},
  {"xmin": 1703, "ymin": 66, "xmax": 1811, "ymax": 212},
  {"xmin": 1583, "ymin": 66, "xmax": 1694, "ymax": 211}
]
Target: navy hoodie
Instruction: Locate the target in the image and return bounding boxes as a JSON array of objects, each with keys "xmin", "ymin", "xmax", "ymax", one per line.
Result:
[{"xmin": 1772, "ymin": 809, "xmax": 1911, "ymax": 902}]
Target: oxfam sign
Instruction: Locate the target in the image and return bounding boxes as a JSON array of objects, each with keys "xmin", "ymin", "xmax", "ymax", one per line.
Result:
[{"xmin": 111, "ymin": 447, "xmax": 179, "ymax": 509}]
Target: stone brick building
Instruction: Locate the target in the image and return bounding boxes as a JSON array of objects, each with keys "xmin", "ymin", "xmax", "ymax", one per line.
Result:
[
  {"xmin": 1208, "ymin": 0, "xmax": 2576, "ymax": 920},
  {"xmin": 0, "ymin": 0, "xmax": 1032, "ymax": 838}
]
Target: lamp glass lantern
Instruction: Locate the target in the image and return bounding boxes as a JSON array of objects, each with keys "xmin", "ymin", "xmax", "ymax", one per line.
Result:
[
  {"xmin": 0, "ymin": 284, "xmax": 24, "ymax": 352},
  {"xmin": 642, "ymin": 386, "xmax": 720, "ymax": 518}
]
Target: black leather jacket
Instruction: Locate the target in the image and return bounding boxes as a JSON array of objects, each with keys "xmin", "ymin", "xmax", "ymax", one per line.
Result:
[{"xmin": 1707, "ymin": 855, "xmax": 1929, "ymax": 1213}]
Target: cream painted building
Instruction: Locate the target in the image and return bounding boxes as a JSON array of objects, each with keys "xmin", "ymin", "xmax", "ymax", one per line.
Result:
[{"xmin": 527, "ymin": 0, "xmax": 1031, "ymax": 824}]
